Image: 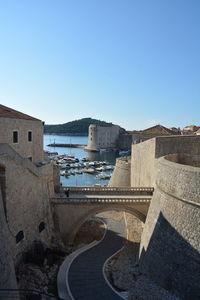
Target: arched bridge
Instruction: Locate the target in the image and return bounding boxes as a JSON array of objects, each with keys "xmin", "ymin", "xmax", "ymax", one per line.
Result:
[{"xmin": 51, "ymin": 186, "xmax": 154, "ymax": 244}]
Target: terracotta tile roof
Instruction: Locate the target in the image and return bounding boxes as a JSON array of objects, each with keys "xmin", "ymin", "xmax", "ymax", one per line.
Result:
[
  {"xmin": 0, "ymin": 104, "xmax": 41, "ymax": 121},
  {"xmin": 129, "ymin": 125, "xmax": 180, "ymax": 135}
]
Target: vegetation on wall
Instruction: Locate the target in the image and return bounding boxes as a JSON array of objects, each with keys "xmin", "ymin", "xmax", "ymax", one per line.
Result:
[{"xmin": 44, "ymin": 118, "xmax": 115, "ymax": 135}]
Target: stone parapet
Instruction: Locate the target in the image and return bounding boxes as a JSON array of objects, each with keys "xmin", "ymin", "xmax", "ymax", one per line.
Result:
[{"xmin": 156, "ymin": 154, "xmax": 200, "ymax": 204}]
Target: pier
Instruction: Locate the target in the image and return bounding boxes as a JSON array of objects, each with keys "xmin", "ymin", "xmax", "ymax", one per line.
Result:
[{"xmin": 47, "ymin": 143, "xmax": 86, "ymax": 148}]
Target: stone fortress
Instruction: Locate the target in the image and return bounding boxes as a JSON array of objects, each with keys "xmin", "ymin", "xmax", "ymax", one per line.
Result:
[
  {"xmin": 86, "ymin": 123, "xmax": 179, "ymax": 151},
  {"xmin": 0, "ymin": 104, "xmax": 200, "ymax": 300}
]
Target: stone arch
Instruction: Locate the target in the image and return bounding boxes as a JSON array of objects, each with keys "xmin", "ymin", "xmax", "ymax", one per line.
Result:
[{"xmin": 68, "ymin": 205, "xmax": 146, "ymax": 244}]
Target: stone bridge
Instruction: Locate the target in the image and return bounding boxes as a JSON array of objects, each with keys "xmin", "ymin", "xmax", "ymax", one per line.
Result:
[{"xmin": 51, "ymin": 187, "xmax": 154, "ymax": 244}]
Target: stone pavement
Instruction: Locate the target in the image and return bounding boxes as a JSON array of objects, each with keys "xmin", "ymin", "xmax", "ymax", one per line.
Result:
[{"xmin": 68, "ymin": 217, "xmax": 126, "ymax": 300}]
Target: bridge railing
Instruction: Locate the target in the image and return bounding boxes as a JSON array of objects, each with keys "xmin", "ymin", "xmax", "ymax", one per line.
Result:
[
  {"xmin": 61, "ymin": 186, "xmax": 154, "ymax": 195},
  {"xmin": 51, "ymin": 197, "xmax": 151, "ymax": 204}
]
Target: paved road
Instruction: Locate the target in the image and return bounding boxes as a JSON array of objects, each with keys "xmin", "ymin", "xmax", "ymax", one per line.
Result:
[{"xmin": 68, "ymin": 216, "xmax": 126, "ymax": 300}]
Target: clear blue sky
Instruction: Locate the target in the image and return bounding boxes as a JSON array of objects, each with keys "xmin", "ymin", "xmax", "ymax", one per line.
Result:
[{"xmin": 0, "ymin": 0, "xmax": 199, "ymax": 130}]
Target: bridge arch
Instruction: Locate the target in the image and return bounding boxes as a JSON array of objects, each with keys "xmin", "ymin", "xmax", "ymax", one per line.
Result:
[
  {"xmin": 70, "ymin": 206, "xmax": 146, "ymax": 244},
  {"xmin": 53, "ymin": 202, "xmax": 149, "ymax": 244}
]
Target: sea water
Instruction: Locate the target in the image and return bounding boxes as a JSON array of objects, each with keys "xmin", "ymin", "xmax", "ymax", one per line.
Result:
[{"xmin": 43, "ymin": 134, "xmax": 119, "ymax": 187}]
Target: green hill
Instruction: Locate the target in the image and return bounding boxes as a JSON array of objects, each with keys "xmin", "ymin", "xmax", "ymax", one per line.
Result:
[{"xmin": 44, "ymin": 118, "xmax": 117, "ymax": 135}]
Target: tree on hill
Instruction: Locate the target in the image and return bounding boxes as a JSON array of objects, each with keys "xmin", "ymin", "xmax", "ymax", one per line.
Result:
[{"xmin": 44, "ymin": 118, "xmax": 115, "ymax": 135}]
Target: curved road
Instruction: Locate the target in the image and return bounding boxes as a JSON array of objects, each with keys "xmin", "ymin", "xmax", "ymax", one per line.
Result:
[{"xmin": 68, "ymin": 216, "xmax": 126, "ymax": 300}]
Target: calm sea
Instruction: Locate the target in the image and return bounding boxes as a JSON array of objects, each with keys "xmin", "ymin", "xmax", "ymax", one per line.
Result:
[{"xmin": 43, "ymin": 134, "xmax": 119, "ymax": 187}]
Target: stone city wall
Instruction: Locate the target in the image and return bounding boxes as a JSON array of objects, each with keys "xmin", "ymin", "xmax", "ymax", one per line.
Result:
[
  {"xmin": 139, "ymin": 154, "xmax": 200, "ymax": 300},
  {"xmin": 131, "ymin": 135, "xmax": 200, "ymax": 187},
  {"xmin": 118, "ymin": 133, "xmax": 132, "ymax": 150},
  {"xmin": 0, "ymin": 145, "xmax": 54, "ymax": 264},
  {"xmin": 108, "ymin": 157, "xmax": 131, "ymax": 187},
  {"xmin": 0, "ymin": 188, "xmax": 18, "ymax": 290},
  {"xmin": 131, "ymin": 138, "xmax": 156, "ymax": 187},
  {"xmin": 0, "ymin": 117, "xmax": 44, "ymax": 163}
]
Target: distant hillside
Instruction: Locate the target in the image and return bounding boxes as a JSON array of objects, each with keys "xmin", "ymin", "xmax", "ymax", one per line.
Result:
[{"xmin": 44, "ymin": 118, "xmax": 117, "ymax": 135}]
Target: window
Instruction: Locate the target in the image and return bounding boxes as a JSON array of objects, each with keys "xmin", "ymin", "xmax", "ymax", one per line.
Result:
[
  {"xmin": 28, "ymin": 157, "xmax": 32, "ymax": 161},
  {"xmin": 16, "ymin": 231, "xmax": 24, "ymax": 243},
  {"xmin": 13, "ymin": 131, "xmax": 18, "ymax": 143},
  {"xmin": 38, "ymin": 222, "xmax": 45, "ymax": 233},
  {"xmin": 28, "ymin": 131, "xmax": 32, "ymax": 142}
]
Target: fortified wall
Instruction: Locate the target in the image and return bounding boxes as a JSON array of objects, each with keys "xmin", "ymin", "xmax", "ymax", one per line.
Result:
[
  {"xmin": 108, "ymin": 157, "xmax": 131, "ymax": 187},
  {"xmin": 131, "ymin": 135, "xmax": 200, "ymax": 187},
  {"xmin": 86, "ymin": 124, "xmax": 121, "ymax": 151},
  {"xmin": 139, "ymin": 153, "xmax": 200, "ymax": 300},
  {"xmin": 0, "ymin": 144, "xmax": 55, "ymax": 265},
  {"xmin": 0, "ymin": 188, "xmax": 17, "ymax": 290},
  {"xmin": 130, "ymin": 135, "xmax": 200, "ymax": 299},
  {"xmin": 0, "ymin": 105, "xmax": 59, "ymax": 289}
]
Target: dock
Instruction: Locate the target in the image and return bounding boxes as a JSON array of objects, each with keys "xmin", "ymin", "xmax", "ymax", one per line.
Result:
[{"xmin": 47, "ymin": 143, "xmax": 86, "ymax": 148}]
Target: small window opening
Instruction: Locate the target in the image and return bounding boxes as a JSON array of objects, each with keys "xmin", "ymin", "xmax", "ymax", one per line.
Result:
[
  {"xmin": 16, "ymin": 231, "xmax": 24, "ymax": 243},
  {"xmin": 28, "ymin": 131, "xmax": 32, "ymax": 142},
  {"xmin": 39, "ymin": 222, "xmax": 45, "ymax": 233},
  {"xmin": 13, "ymin": 131, "xmax": 18, "ymax": 143}
]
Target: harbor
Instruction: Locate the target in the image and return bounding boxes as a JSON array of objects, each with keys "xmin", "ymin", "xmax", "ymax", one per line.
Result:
[{"xmin": 44, "ymin": 134, "xmax": 119, "ymax": 186}]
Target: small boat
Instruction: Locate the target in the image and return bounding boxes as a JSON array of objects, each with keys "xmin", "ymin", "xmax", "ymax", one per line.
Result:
[
  {"xmin": 76, "ymin": 170, "xmax": 83, "ymax": 174},
  {"xmin": 66, "ymin": 154, "xmax": 75, "ymax": 158},
  {"xmin": 60, "ymin": 170, "xmax": 66, "ymax": 176},
  {"xmin": 95, "ymin": 166, "xmax": 106, "ymax": 172},
  {"xmin": 105, "ymin": 165, "xmax": 114, "ymax": 170},
  {"xmin": 83, "ymin": 168, "xmax": 95, "ymax": 174},
  {"xmin": 81, "ymin": 157, "xmax": 89, "ymax": 162},
  {"xmin": 96, "ymin": 173, "xmax": 111, "ymax": 180}
]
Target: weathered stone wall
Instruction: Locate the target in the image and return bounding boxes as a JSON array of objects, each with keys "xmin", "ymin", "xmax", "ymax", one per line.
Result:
[
  {"xmin": 131, "ymin": 135, "xmax": 200, "ymax": 187},
  {"xmin": 139, "ymin": 155, "xmax": 200, "ymax": 300},
  {"xmin": 86, "ymin": 124, "xmax": 120, "ymax": 151},
  {"xmin": 0, "ymin": 117, "xmax": 44, "ymax": 163},
  {"xmin": 132, "ymin": 133, "xmax": 162, "ymax": 144},
  {"xmin": 0, "ymin": 188, "xmax": 18, "ymax": 289},
  {"xmin": 108, "ymin": 157, "xmax": 131, "ymax": 187},
  {"xmin": 154, "ymin": 135, "xmax": 200, "ymax": 158},
  {"xmin": 0, "ymin": 144, "xmax": 55, "ymax": 263},
  {"xmin": 131, "ymin": 138, "xmax": 156, "ymax": 187},
  {"xmin": 118, "ymin": 133, "xmax": 132, "ymax": 150}
]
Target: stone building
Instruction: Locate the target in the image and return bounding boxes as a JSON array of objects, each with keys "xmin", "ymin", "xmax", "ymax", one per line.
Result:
[
  {"xmin": 86, "ymin": 124, "xmax": 122, "ymax": 151},
  {"xmin": 0, "ymin": 104, "xmax": 44, "ymax": 163},
  {"xmin": 0, "ymin": 105, "xmax": 58, "ymax": 290},
  {"xmin": 129, "ymin": 124, "xmax": 180, "ymax": 144}
]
